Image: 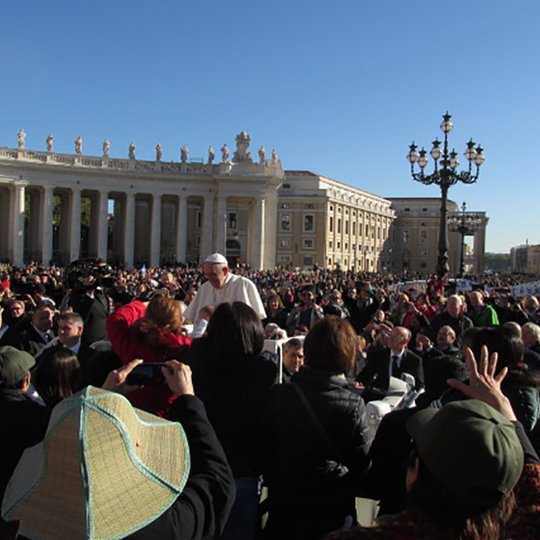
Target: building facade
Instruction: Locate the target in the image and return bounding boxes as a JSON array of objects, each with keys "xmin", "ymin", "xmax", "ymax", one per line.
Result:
[
  {"xmin": 0, "ymin": 131, "xmax": 489, "ymax": 273},
  {"xmin": 0, "ymin": 132, "xmax": 283, "ymax": 268},
  {"xmin": 276, "ymin": 172, "xmax": 395, "ymax": 270},
  {"xmin": 387, "ymin": 198, "xmax": 489, "ymax": 275},
  {"xmin": 511, "ymin": 244, "xmax": 540, "ymax": 274}
]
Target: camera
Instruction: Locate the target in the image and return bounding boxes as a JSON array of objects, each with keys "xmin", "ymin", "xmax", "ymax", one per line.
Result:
[{"xmin": 126, "ymin": 363, "xmax": 166, "ymax": 386}]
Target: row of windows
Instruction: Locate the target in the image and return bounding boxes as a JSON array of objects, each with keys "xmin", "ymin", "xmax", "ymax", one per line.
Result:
[
  {"xmin": 402, "ymin": 230, "xmax": 429, "ymax": 242},
  {"xmin": 278, "ymin": 238, "xmax": 315, "ymax": 249},
  {"xmin": 280, "ymin": 213, "xmax": 315, "ymax": 233},
  {"xmin": 329, "ymin": 217, "xmax": 387, "ymax": 240},
  {"xmin": 328, "ymin": 241, "xmax": 376, "ymax": 252},
  {"xmin": 277, "ymin": 255, "xmax": 314, "ymax": 267}
]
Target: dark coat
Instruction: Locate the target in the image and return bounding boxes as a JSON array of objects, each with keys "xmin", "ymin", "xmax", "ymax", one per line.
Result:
[
  {"xmin": 125, "ymin": 395, "xmax": 235, "ymax": 540},
  {"xmin": 364, "ymin": 407, "xmax": 418, "ymax": 515},
  {"xmin": 356, "ymin": 348, "xmax": 424, "ymax": 392},
  {"xmin": 262, "ymin": 366, "xmax": 372, "ymax": 540},
  {"xmin": 15, "ymin": 326, "xmax": 52, "ymax": 357},
  {"xmin": 182, "ymin": 338, "xmax": 277, "ymax": 478},
  {"xmin": 430, "ymin": 311, "xmax": 473, "ymax": 346},
  {"xmin": 0, "ymin": 390, "xmax": 51, "ymax": 501},
  {"xmin": 69, "ymin": 288, "xmax": 110, "ymax": 347}
]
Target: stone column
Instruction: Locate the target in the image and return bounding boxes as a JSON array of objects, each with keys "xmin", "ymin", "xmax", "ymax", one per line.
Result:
[
  {"xmin": 97, "ymin": 190, "xmax": 109, "ymax": 261},
  {"xmin": 69, "ymin": 187, "xmax": 81, "ymax": 262},
  {"xmin": 251, "ymin": 196, "xmax": 265, "ymax": 269},
  {"xmin": 175, "ymin": 196, "xmax": 187, "ymax": 263},
  {"xmin": 10, "ymin": 182, "xmax": 25, "ymax": 266},
  {"xmin": 123, "ymin": 193, "xmax": 135, "ymax": 268},
  {"xmin": 40, "ymin": 186, "xmax": 54, "ymax": 264},
  {"xmin": 200, "ymin": 194, "xmax": 214, "ymax": 258},
  {"xmin": 150, "ymin": 194, "xmax": 162, "ymax": 267},
  {"xmin": 263, "ymin": 190, "xmax": 278, "ymax": 269},
  {"xmin": 473, "ymin": 225, "xmax": 487, "ymax": 274},
  {"xmin": 215, "ymin": 195, "xmax": 227, "ymax": 256}
]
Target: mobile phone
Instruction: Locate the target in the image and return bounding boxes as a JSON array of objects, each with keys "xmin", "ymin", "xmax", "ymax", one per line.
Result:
[{"xmin": 126, "ymin": 363, "xmax": 166, "ymax": 386}]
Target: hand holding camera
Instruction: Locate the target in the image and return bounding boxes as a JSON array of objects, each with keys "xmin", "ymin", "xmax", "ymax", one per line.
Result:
[{"xmin": 161, "ymin": 361, "xmax": 194, "ymax": 397}]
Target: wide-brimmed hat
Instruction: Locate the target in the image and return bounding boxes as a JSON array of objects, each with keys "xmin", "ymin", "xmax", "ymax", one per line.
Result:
[
  {"xmin": 2, "ymin": 386, "xmax": 190, "ymax": 540},
  {"xmin": 0, "ymin": 346, "xmax": 35, "ymax": 387},
  {"xmin": 406, "ymin": 399, "xmax": 523, "ymax": 509}
]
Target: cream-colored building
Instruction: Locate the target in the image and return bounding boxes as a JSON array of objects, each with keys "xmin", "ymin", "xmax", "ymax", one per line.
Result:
[
  {"xmin": 0, "ymin": 132, "xmax": 283, "ymax": 268},
  {"xmin": 387, "ymin": 198, "xmax": 489, "ymax": 275},
  {"xmin": 276, "ymin": 172, "xmax": 395, "ymax": 270},
  {"xmin": 511, "ymin": 244, "xmax": 540, "ymax": 274}
]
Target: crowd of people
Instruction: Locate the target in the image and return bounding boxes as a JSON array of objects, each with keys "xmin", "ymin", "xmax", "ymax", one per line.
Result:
[{"xmin": 0, "ymin": 255, "xmax": 539, "ymax": 539}]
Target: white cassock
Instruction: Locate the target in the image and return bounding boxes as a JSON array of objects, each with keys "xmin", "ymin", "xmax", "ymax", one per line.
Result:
[{"xmin": 184, "ymin": 273, "xmax": 266, "ymax": 321}]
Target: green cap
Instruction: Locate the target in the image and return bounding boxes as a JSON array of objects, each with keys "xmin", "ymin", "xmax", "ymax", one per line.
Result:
[
  {"xmin": 0, "ymin": 346, "xmax": 35, "ymax": 387},
  {"xmin": 406, "ymin": 399, "xmax": 524, "ymax": 508}
]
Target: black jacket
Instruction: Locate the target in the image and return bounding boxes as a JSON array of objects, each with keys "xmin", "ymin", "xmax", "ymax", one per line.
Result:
[
  {"xmin": 183, "ymin": 338, "xmax": 277, "ymax": 478},
  {"xmin": 356, "ymin": 348, "xmax": 424, "ymax": 392},
  {"xmin": 262, "ymin": 366, "xmax": 372, "ymax": 540},
  {"xmin": 430, "ymin": 311, "xmax": 473, "ymax": 346},
  {"xmin": 125, "ymin": 395, "xmax": 235, "ymax": 540},
  {"xmin": 0, "ymin": 390, "xmax": 51, "ymax": 501},
  {"xmin": 68, "ymin": 289, "xmax": 110, "ymax": 347}
]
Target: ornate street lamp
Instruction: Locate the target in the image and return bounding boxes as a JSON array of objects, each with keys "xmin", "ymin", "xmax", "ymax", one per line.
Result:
[
  {"xmin": 407, "ymin": 113, "xmax": 485, "ymax": 278},
  {"xmin": 447, "ymin": 202, "xmax": 483, "ymax": 276}
]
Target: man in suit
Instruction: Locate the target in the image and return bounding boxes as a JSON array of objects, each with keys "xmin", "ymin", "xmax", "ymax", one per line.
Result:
[
  {"xmin": 36, "ymin": 312, "xmax": 95, "ymax": 381},
  {"xmin": 356, "ymin": 326, "xmax": 424, "ymax": 400},
  {"xmin": 6, "ymin": 305, "xmax": 55, "ymax": 357}
]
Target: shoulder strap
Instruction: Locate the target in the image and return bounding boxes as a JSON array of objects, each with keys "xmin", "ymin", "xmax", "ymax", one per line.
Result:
[{"xmin": 291, "ymin": 382, "xmax": 346, "ymax": 463}]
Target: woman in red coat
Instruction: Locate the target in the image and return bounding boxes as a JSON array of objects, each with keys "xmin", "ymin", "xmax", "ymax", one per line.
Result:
[{"xmin": 106, "ymin": 294, "xmax": 191, "ymax": 416}]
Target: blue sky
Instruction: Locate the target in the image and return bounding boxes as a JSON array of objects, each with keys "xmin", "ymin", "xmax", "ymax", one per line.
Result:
[{"xmin": 1, "ymin": 1, "xmax": 538, "ymax": 253}]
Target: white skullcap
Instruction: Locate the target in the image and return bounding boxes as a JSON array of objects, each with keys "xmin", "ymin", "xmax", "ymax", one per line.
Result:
[{"xmin": 204, "ymin": 253, "xmax": 228, "ymax": 264}]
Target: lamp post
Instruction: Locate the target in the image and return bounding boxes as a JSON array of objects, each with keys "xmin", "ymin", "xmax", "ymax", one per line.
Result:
[
  {"xmin": 407, "ymin": 113, "xmax": 485, "ymax": 278},
  {"xmin": 447, "ymin": 202, "xmax": 483, "ymax": 276}
]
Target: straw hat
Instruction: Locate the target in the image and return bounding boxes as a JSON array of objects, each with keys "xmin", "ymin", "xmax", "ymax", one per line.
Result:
[{"xmin": 2, "ymin": 386, "xmax": 190, "ymax": 540}]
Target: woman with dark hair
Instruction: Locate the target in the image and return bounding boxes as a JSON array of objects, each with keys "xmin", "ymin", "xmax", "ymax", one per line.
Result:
[
  {"xmin": 183, "ymin": 301, "xmax": 277, "ymax": 540},
  {"xmin": 261, "ymin": 317, "xmax": 372, "ymax": 540},
  {"xmin": 106, "ymin": 294, "xmax": 191, "ymax": 417},
  {"xmin": 32, "ymin": 347, "xmax": 83, "ymax": 408}
]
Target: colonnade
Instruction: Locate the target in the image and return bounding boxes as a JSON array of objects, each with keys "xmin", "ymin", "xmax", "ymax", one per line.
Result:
[{"xmin": 0, "ymin": 180, "xmax": 273, "ymax": 268}]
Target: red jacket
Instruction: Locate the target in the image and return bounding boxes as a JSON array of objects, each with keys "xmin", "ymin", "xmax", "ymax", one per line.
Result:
[{"xmin": 106, "ymin": 300, "xmax": 191, "ymax": 417}]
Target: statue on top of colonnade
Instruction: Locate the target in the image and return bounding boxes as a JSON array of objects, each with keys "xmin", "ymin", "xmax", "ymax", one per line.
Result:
[
  {"xmin": 180, "ymin": 145, "xmax": 189, "ymax": 163},
  {"xmin": 129, "ymin": 141, "xmax": 136, "ymax": 159},
  {"xmin": 155, "ymin": 144, "xmax": 162, "ymax": 161},
  {"xmin": 220, "ymin": 143, "xmax": 230, "ymax": 163},
  {"xmin": 74, "ymin": 136, "xmax": 82, "ymax": 154},
  {"xmin": 208, "ymin": 145, "xmax": 215, "ymax": 164},
  {"xmin": 103, "ymin": 139, "xmax": 110, "ymax": 157},
  {"xmin": 18, "ymin": 129, "xmax": 26, "ymax": 149},
  {"xmin": 258, "ymin": 146, "xmax": 266, "ymax": 165},
  {"xmin": 232, "ymin": 131, "xmax": 252, "ymax": 163},
  {"xmin": 46, "ymin": 133, "xmax": 54, "ymax": 152}
]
